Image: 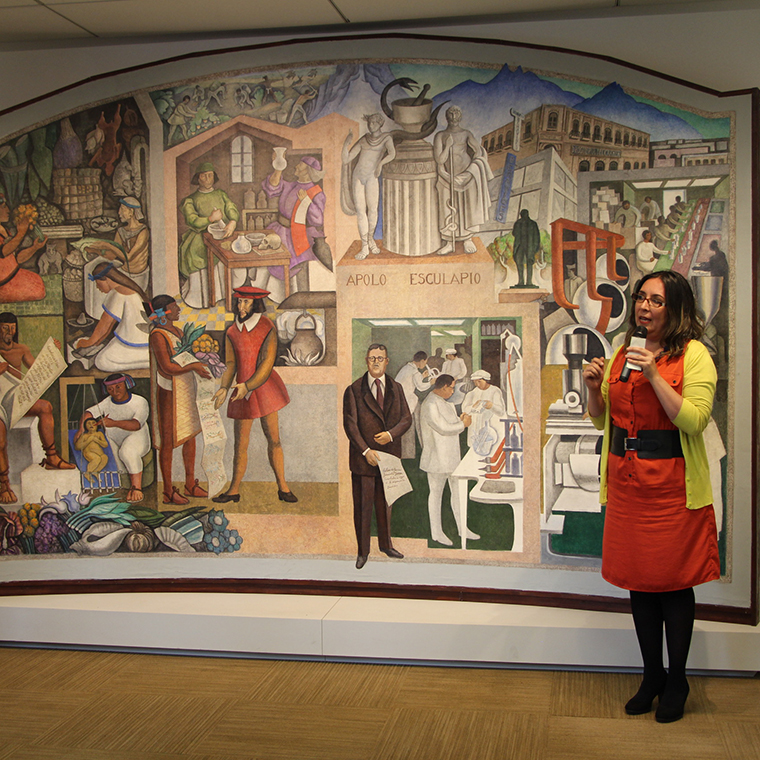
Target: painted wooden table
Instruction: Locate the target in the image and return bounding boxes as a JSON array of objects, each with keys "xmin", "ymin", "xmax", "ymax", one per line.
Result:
[
  {"xmin": 203, "ymin": 232, "xmax": 290, "ymax": 311},
  {"xmin": 451, "ymin": 445, "xmax": 524, "ymax": 551}
]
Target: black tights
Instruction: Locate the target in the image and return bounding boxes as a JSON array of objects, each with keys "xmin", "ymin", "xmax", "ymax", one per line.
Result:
[{"xmin": 629, "ymin": 588, "xmax": 695, "ymax": 684}]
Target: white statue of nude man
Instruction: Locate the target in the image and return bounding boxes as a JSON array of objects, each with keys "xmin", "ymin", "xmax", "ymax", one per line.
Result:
[{"xmin": 341, "ymin": 113, "xmax": 396, "ymax": 260}]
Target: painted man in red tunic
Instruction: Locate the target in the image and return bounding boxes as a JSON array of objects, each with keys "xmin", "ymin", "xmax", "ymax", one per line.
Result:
[{"xmin": 212, "ymin": 286, "xmax": 297, "ymax": 503}]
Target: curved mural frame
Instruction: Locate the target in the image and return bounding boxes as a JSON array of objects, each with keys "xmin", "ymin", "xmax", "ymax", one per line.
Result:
[{"xmin": 0, "ymin": 33, "xmax": 755, "ymax": 625}]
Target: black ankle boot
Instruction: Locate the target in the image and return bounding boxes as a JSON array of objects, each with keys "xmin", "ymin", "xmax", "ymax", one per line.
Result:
[
  {"xmin": 655, "ymin": 677, "xmax": 689, "ymax": 723},
  {"xmin": 625, "ymin": 669, "xmax": 667, "ymax": 715}
]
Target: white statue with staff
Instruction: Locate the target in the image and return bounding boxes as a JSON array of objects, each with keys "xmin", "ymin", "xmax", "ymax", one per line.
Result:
[{"xmin": 433, "ymin": 105, "xmax": 493, "ymax": 256}]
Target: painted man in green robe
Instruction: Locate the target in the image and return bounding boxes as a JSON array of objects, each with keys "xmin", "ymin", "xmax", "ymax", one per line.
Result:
[
  {"xmin": 512, "ymin": 208, "xmax": 541, "ymax": 289},
  {"xmin": 179, "ymin": 161, "xmax": 239, "ymax": 308}
]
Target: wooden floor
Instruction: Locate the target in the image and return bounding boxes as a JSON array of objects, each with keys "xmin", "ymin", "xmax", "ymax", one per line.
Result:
[{"xmin": 1, "ymin": 646, "xmax": 759, "ymax": 759}]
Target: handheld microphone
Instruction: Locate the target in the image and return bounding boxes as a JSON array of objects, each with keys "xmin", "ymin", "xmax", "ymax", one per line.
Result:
[{"xmin": 620, "ymin": 326, "xmax": 648, "ymax": 383}]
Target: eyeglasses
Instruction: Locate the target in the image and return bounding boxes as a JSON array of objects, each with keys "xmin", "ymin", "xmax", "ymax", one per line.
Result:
[
  {"xmin": 367, "ymin": 356, "xmax": 388, "ymax": 363},
  {"xmin": 632, "ymin": 292, "xmax": 666, "ymax": 309}
]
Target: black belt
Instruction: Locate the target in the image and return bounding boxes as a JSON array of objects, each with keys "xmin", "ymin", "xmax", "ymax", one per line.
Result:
[{"xmin": 611, "ymin": 425, "xmax": 683, "ymax": 459}]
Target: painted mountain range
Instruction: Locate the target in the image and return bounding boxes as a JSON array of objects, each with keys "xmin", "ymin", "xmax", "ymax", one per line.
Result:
[
  {"xmin": 431, "ymin": 65, "xmax": 583, "ymax": 136},
  {"xmin": 433, "ymin": 66, "xmax": 702, "ymax": 142},
  {"xmin": 572, "ymin": 82, "xmax": 702, "ymax": 142},
  {"xmin": 310, "ymin": 62, "xmax": 706, "ymax": 143},
  {"xmin": 307, "ymin": 63, "xmax": 396, "ymax": 123}
]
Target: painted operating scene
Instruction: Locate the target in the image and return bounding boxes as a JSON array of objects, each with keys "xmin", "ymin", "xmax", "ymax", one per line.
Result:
[{"xmin": 0, "ymin": 61, "xmax": 731, "ymax": 579}]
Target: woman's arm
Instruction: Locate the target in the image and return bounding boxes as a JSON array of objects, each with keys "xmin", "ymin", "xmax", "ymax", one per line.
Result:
[
  {"xmin": 1, "ymin": 218, "xmax": 28, "ymax": 257},
  {"xmin": 672, "ymin": 343, "xmax": 717, "ymax": 436},
  {"xmin": 583, "ymin": 357, "xmax": 607, "ymax": 420},
  {"xmin": 76, "ymin": 312, "xmax": 117, "ymax": 348},
  {"xmin": 16, "ymin": 236, "xmax": 46, "ymax": 266},
  {"xmin": 628, "ymin": 342, "xmax": 716, "ymax": 432}
]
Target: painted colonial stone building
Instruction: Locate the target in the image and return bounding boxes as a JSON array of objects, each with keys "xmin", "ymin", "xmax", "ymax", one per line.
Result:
[
  {"xmin": 483, "ymin": 104, "xmax": 650, "ymax": 176},
  {"xmin": 650, "ymin": 137, "xmax": 730, "ymax": 168}
]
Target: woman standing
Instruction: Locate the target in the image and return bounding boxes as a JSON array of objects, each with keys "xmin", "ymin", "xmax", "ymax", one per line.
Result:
[
  {"xmin": 146, "ymin": 295, "xmax": 210, "ymax": 505},
  {"xmin": 583, "ymin": 270, "xmax": 719, "ymax": 723},
  {"xmin": 76, "ymin": 262, "xmax": 149, "ymax": 372}
]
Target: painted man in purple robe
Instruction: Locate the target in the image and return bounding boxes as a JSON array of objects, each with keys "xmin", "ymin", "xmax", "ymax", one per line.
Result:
[{"xmin": 252, "ymin": 153, "xmax": 327, "ymax": 302}]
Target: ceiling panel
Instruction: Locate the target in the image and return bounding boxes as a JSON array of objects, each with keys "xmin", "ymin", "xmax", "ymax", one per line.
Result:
[
  {"xmin": 0, "ymin": 4, "xmax": 91, "ymax": 42},
  {"xmin": 338, "ymin": 0, "xmax": 613, "ymax": 23},
  {"xmin": 47, "ymin": 0, "xmax": 345, "ymax": 37},
  {"xmin": 0, "ymin": 0, "xmax": 754, "ymax": 45},
  {"xmin": 43, "ymin": 0, "xmax": 131, "ymax": 4},
  {"xmin": 44, "ymin": 0, "xmax": 134, "ymax": 3}
]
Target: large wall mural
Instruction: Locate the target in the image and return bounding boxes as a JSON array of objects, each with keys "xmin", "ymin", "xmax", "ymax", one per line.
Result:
[{"xmin": 0, "ymin": 40, "xmax": 751, "ymax": 619}]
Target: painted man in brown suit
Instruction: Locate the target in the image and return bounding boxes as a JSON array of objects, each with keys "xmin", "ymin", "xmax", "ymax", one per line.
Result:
[{"xmin": 343, "ymin": 343, "xmax": 412, "ymax": 569}]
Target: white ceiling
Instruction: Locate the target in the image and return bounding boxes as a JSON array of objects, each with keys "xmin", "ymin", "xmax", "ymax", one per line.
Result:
[{"xmin": 1, "ymin": 0, "xmax": 758, "ymax": 43}]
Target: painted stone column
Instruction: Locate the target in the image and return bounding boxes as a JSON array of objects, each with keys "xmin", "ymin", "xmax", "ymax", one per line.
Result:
[{"xmin": 382, "ymin": 139, "xmax": 440, "ymax": 256}]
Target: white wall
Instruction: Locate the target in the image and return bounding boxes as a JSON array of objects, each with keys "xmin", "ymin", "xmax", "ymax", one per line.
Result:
[{"xmin": 1, "ymin": 3, "xmax": 760, "ymax": 126}]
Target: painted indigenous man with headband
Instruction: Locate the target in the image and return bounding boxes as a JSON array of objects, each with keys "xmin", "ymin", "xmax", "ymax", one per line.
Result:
[
  {"xmin": 75, "ymin": 373, "xmax": 151, "ymax": 503},
  {"xmin": 212, "ymin": 286, "xmax": 297, "ymax": 504},
  {"xmin": 258, "ymin": 153, "xmax": 326, "ymax": 301},
  {"xmin": 0, "ymin": 312, "xmax": 74, "ymax": 503},
  {"xmin": 85, "ymin": 196, "xmax": 150, "ymax": 292},
  {"xmin": 147, "ymin": 295, "xmax": 211, "ymax": 505}
]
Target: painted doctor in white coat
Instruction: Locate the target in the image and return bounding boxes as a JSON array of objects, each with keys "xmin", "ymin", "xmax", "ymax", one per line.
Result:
[
  {"xmin": 394, "ymin": 350, "xmax": 433, "ymax": 458},
  {"xmin": 419, "ymin": 373, "xmax": 479, "ymax": 546}
]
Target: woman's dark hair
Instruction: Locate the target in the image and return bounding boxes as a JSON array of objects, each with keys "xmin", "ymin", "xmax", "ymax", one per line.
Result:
[
  {"xmin": 92, "ymin": 262, "xmax": 147, "ymax": 302},
  {"xmin": 625, "ymin": 270, "xmax": 704, "ymax": 357}
]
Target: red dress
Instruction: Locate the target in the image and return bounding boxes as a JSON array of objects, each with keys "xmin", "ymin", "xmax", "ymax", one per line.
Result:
[
  {"xmin": 0, "ymin": 250, "xmax": 45, "ymax": 302},
  {"xmin": 602, "ymin": 350, "xmax": 720, "ymax": 592},
  {"xmin": 226, "ymin": 315, "xmax": 289, "ymax": 420}
]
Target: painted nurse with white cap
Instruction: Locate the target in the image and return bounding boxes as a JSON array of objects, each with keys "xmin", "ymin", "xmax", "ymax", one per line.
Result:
[{"xmin": 461, "ymin": 369, "xmax": 506, "ymax": 447}]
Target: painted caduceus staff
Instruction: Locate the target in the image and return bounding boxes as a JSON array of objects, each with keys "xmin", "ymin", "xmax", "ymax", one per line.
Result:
[{"xmin": 442, "ymin": 135, "xmax": 458, "ymax": 253}]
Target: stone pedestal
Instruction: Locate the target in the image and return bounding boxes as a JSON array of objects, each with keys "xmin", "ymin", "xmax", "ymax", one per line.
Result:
[
  {"xmin": 21, "ymin": 463, "xmax": 82, "ymax": 505},
  {"xmin": 382, "ymin": 140, "xmax": 441, "ymax": 256},
  {"xmin": 8, "ymin": 417, "xmax": 45, "ymax": 489}
]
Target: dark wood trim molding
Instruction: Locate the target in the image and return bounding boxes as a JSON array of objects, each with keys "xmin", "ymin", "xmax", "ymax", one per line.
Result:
[
  {"xmin": 751, "ymin": 87, "xmax": 760, "ymax": 626},
  {"xmin": 0, "ymin": 577, "xmax": 753, "ymax": 626}
]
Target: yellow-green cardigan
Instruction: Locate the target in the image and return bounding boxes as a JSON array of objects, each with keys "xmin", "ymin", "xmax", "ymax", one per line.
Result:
[{"xmin": 590, "ymin": 339, "xmax": 717, "ymax": 509}]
